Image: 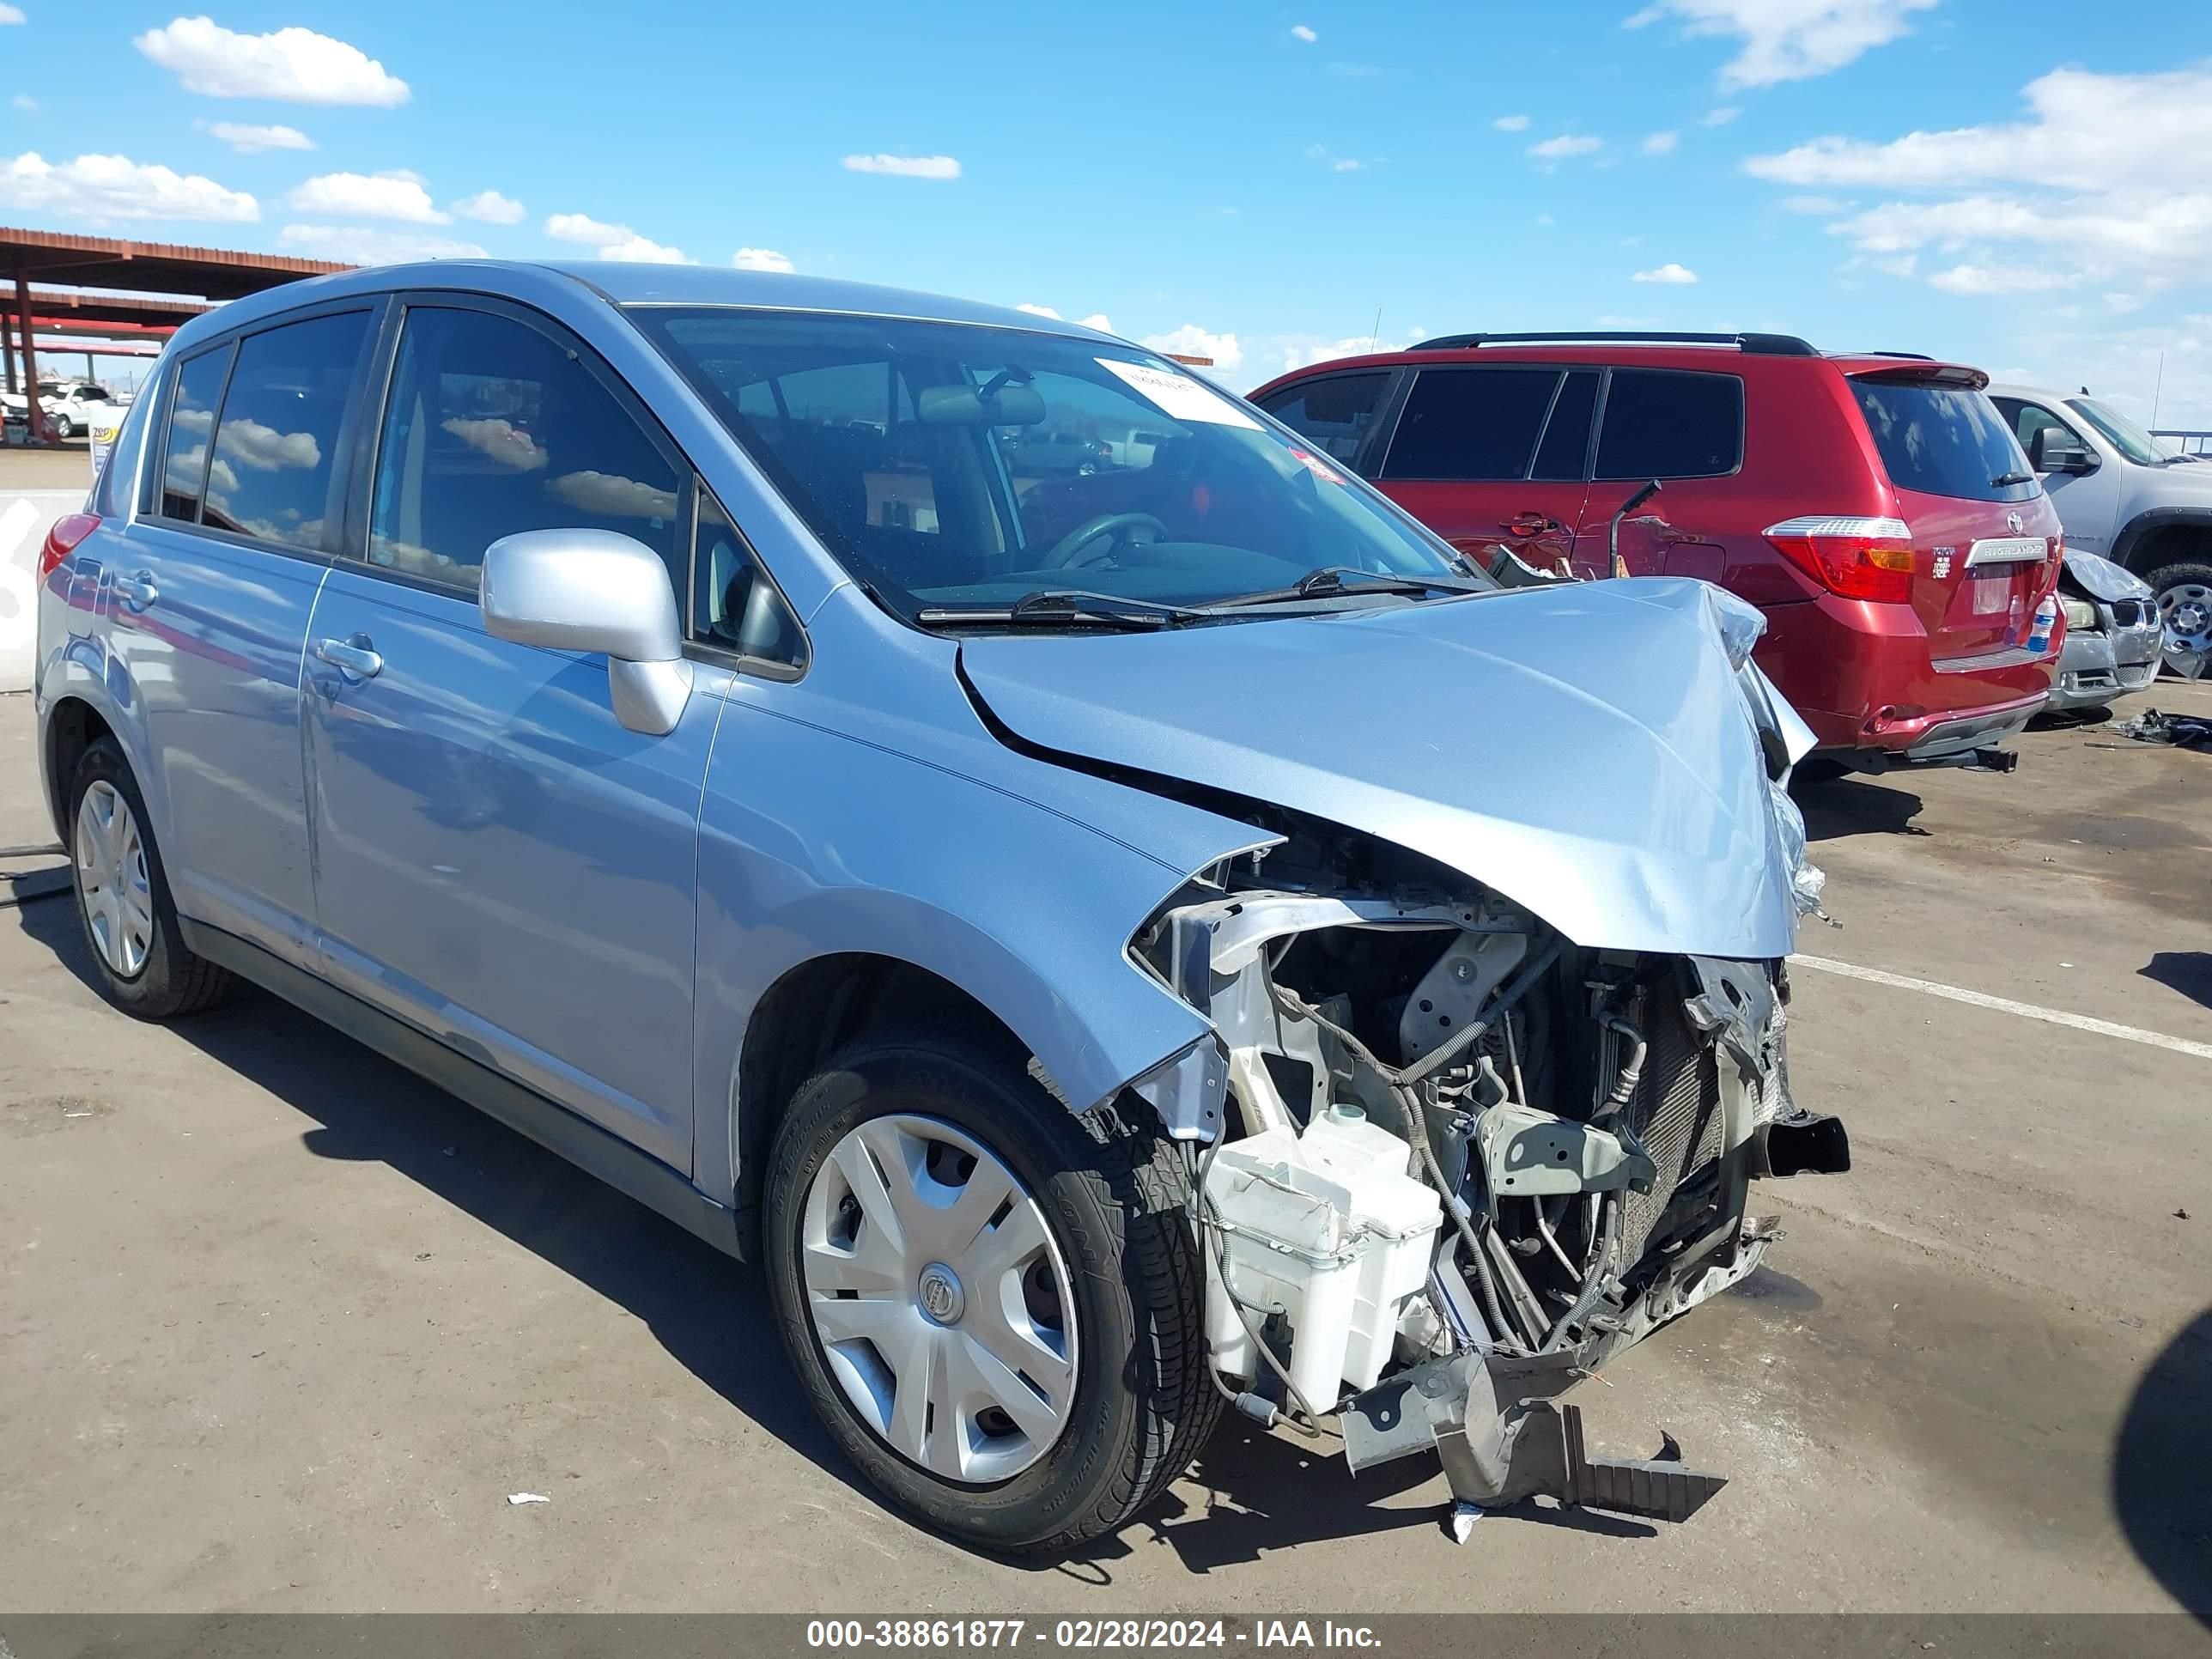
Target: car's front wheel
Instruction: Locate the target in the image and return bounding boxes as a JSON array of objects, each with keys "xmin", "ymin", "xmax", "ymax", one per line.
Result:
[
  {"xmin": 2142, "ymin": 556, "xmax": 2212, "ymax": 676},
  {"xmin": 763, "ymin": 1016, "xmax": 1218, "ymax": 1554},
  {"xmin": 52, "ymin": 414, "xmax": 73, "ymax": 441}
]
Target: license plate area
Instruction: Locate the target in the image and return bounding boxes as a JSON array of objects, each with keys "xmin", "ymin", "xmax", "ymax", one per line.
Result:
[{"xmin": 1971, "ymin": 573, "xmax": 2012, "ymax": 616}]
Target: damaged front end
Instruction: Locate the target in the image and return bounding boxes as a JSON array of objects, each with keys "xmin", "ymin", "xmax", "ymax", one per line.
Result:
[
  {"xmin": 1133, "ymin": 855, "xmax": 1845, "ymax": 1527},
  {"xmin": 965, "ymin": 574, "xmax": 1851, "ymax": 1530}
]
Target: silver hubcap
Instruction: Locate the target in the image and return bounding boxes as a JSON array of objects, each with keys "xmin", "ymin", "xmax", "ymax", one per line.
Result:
[
  {"xmin": 2159, "ymin": 581, "xmax": 2212, "ymax": 658},
  {"xmin": 74, "ymin": 781, "xmax": 153, "ymax": 978},
  {"xmin": 801, "ymin": 1114, "xmax": 1077, "ymax": 1483}
]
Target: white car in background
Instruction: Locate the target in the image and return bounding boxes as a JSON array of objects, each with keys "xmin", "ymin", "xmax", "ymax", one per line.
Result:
[
  {"xmin": 1987, "ymin": 383, "xmax": 2212, "ymax": 677},
  {"xmin": 0, "ymin": 380, "xmax": 117, "ymax": 440}
]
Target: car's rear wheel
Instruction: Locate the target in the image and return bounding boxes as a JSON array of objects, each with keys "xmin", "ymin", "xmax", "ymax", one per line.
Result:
[
  {"xmin": 52, "ymin": 414, "xmax": 75, "ymax": 441},
  {"xmin": 2142, "ymin": 557, "xmax": 2212, "ymax": 676},
  {"xmin": 67, "ymin": 741, "xmax": 234, "ymax": 1019},
  {"xmin": 763, "ymin": 1016, "xmax": 1218, "ymax": 1554}
]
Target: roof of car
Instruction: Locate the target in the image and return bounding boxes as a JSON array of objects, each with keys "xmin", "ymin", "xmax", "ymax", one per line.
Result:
[
  {"xmin": 1253, "ymin": 337, "xmax": 1986, "ymax": 396},
  {"xmin": 171, "ymin": 258, "xmax": 1123, "ymax": 350}
]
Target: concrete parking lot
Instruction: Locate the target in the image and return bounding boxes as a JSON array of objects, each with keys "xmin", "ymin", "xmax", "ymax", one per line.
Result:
[{"xmin": 2, "ymin": 664, "xmax": 2207, "ymax": 1614}]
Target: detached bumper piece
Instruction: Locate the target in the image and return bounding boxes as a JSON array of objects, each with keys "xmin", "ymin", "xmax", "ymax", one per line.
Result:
[{"xmin": 1340, "ymin": 1350, "xmax": 1727, "ymax": 1534}]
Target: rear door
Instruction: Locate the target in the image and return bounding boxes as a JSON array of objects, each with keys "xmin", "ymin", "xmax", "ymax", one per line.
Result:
[
  {"xmin": 1251, "ymin": 368, "xmax": 1395, "ymax": 476},
  {"xmin": 1850, "ymin": 372, "xmax": 2052, "ymax": 661},
  {"xmin": 105, "ymin": 303, "xmax": 380, "ymax": 966},
  {"xmin": 1573, "ymin": 367, "xmax": 1745, "ymax": 580},
  {"xmin": 1370, "ymin": 366, "xmax": 1591, "ymax": 569}
]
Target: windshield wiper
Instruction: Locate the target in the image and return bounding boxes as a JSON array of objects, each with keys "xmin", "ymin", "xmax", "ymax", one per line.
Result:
[
  {"xmin": 915, "ymin": 589, "xmax": 1199, "ymax": 629},
  {"xmin": 1991, "ymin": 471, "xmax": 2036, "ymax": 488},
  {"xmin": 1206, "ymin": 564, "xmax": 1485, "ymax": 611}
]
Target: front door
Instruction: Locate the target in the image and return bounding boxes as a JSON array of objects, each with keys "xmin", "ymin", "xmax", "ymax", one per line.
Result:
[
  {"xmin": 301, "ymin": 300, "xmax": 721, "ymax": 1168},
  {"xmin": 1992, "ymin": 396, "xmax": 2122, "ymax": 553}
]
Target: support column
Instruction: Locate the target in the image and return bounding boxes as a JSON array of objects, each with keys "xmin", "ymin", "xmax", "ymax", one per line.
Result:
[
  {"xmin": 12, "ymin": 262, "xmax": 48, "ymax": 443},
  {"xmin": 1, "ymin": 299, "xmax": 15, "ymax": 395}
]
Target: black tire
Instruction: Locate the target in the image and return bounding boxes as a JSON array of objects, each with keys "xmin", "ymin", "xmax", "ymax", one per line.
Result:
[
  {"xmin": 2140, "ymin": 556, "xmax": 2212, "ymax": 676},
  {"xmin": 763, "ymin": 1013, "xmax": 1219, "ymax": 1555},
  {"xmin": 65, "ymin": 741, "xmax": 234, "ymax": 1019}
]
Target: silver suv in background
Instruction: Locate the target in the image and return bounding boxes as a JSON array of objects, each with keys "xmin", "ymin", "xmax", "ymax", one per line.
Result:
[{"xmin": 1989, "ymin": 384, "xmax": 2212, "ymax": 677}]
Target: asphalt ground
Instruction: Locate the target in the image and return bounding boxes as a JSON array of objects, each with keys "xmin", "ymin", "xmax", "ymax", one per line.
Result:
[{"xmin": 1, "ymin": 669, "xmax": 2207, "ymax": 1617}]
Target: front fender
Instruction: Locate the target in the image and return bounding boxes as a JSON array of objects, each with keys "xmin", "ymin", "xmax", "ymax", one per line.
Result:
[
  {"xmin": 689, "ymin": 693, "xmax": 1265, "ymax": 1206},
  {"xmin": 2114, "ymin": 506, "xmax": 2212, "ymax": 571}
]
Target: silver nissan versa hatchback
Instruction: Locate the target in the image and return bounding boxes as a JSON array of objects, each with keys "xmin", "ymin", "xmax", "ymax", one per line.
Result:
[{"xmin": 33, "ymin": 263, "xmax": 1848, "ymax": 1554}]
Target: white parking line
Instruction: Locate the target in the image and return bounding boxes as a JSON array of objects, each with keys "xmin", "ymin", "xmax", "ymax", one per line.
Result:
[{"xmin": 1790, "ymin": 952, "xmax": 2212, "ymax": 1061}]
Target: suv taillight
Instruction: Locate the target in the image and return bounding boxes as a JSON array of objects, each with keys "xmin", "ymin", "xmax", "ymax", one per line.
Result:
[
  {"xmin": 37, "ymin": 513, "xmax": 100, "ymax": 582},
  {"xmin": 1764, "ymin": 515, "xmax": 1916, "ymax": 604}
]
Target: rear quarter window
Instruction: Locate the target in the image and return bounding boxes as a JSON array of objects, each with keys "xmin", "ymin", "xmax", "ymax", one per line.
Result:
[
  {"xmin": 1851, "ymin": 379, "xmax": 2039, "ymax": 503},
  {"xmin": 1594, "ymin": 368, "xmax": 1742, "ymax": 480}
]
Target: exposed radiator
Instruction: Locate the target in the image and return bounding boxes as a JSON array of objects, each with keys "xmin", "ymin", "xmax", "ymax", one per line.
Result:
[{"xmin": 1614, "ymin": 989, "xmax": 1723, "ymax": 1267}]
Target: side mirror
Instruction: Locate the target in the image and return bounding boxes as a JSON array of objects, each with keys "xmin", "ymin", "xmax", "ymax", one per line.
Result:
[
  {"xmin": 2028, "ymin": 428, "xmax": 2097, "ymax": 474},
  {"xmin": 479, "ymin": 528, "xmax": 693, "ymax": 735}
]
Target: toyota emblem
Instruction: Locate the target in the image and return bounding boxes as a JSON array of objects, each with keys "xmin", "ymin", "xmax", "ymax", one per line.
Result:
[{"xmin": 2007, "ymin": 511, "xmax": 2024, "ymax": 534}]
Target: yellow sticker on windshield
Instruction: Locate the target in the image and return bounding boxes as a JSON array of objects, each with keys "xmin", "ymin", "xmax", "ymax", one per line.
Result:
[{"xmin": 1097, "ymin": 358, "xmax": 1261, "ymax": 430}]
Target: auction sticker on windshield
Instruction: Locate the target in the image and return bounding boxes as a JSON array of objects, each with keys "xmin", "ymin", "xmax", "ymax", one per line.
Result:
[{"xmin": 1097, "ymin": 358, "xmax": 1261, "ymax": 429}]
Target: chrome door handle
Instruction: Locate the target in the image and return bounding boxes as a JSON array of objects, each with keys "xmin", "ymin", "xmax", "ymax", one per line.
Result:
[
  {"xmin": 112, "ymin": 570, "xmax": 159, "ymax": 611},
  {"xmin": 313, "ymin": 636, "xmax": 384, "ymax": 679}
]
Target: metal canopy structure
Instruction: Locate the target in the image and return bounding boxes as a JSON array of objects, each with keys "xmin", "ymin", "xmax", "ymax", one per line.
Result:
[{"xmin": 2, "ymin": 226, "xmax": 350, "ymax": 438}]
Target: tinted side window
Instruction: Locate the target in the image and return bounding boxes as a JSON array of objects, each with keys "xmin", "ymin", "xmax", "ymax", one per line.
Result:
[
  {"xmin": 1595, "ymin": 369, "xmax": 1743, "ymax": 480},
  {"xmin": 1852, "ymin": 380, "xmax": 2036, "ymax": 503},
  {"xmin": 159, "ymin": 347, "xmax": 233, "ymax": 521},
  {"xmin": 694, "ymin": 487, "xmax": 806, "ymax": 669},
  {"xmin": 200, "ymin": 310, "xmax": 372, "ymax": 548},
  {"xmin": 1379, "ymin": 368, "xmax": 1559, "ymax": 482},
  {"xmin": 368, "ymin": 307, "xmax": 683, "ymax": 591},
  {"xmin": 1530, "ymin": 369, "xmax": 1598, "ymax": 482},
  {"xmin": 1256, "ymin": 371, "xmax": 1391, "ymax": 467}
]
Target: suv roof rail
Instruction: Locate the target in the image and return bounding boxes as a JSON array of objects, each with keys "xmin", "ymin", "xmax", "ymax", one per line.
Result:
[{"xmin": 1407, "ymin": 330, "xmax": 1819, "ymax": 357}]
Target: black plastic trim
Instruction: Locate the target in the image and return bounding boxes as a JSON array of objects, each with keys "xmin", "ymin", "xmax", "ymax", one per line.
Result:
[
  {"xmin": 1412, "ymin": 330, "xmax": 1817, "ymax": 357},
  {"xmin": 179, "ymin": 918, "xmax": 746, "ymax": 1261}
]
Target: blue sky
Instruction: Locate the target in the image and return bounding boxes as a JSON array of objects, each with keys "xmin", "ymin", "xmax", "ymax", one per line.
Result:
[{"xmin": 6, "ymin": 2, "xmax": 2211, "ymax": 422}]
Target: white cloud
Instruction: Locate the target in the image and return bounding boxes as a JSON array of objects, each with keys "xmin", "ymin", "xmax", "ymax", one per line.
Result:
[
  {"xmin": 842, "ymin": 153, "xmax": 960, "ymax": 179},
  {"xmin": 1632, "ymin": 262, "xmax": 1700, "ymax": 283},
  {"xmin": 1079, "ymin": 313, "xmax": 1112, "ymax": 332},
  {"xmin": 1273, "ymin": 332, "xmax": 1417, "ymax": 373},
  {"xmin": 1753, "ymin": 68, "xmax": 2212, "ymax": 294},
  {"xmin": 289, "ymin": 169, "xmax": 446, "ymax": 224},
  {"xmin": 203, "ymin": 120, "xmax": 312, "ymax": 153},
  {"xmin": 545, "ymin": 211, "xmax": 690, "ymax": 264},
  {"xmin": 1492, "ymin": 113, "xmax": 1531, "ymax": 132},
  {"xmin": 0, "ymin": 5, "xmax": 22, "ymax": 21},
  {"xmin": 0, "ymin": 150, "xmax": 258, "ymax": 222},
  {"xmin": 276, "ymin": 224, "xmax": 485, "ymax": 263},
  {"xmin": 1142, "ymin": 325, "xmax": 1243, "ymax": 373},
  {"xmin": 135, "ymin": 17, "xmax": 409, "ymax": 106},
  {"xmin": 1643, "ymin": 131, "xmax": 1679, "ymax": 155},
  {"xmin": 1535, "ymin": 211, "xmax": 1555, "ymax": 226},
  {"xmin": 452, "ymin": 188, "xmax": 524, "ymax": 224},
  {"xmin": 2106, "ymin": 293, "xmax": 2144, "ymax": 315},
  {"xmin": 1700, "ymin": 106, "xmax": 1741, "ymax": 125},
  {"xmin": 1622, "ymin": 0, "xmax": 1935, "ymax": 89},
  {"xmin": 10, "ymin": 94, "xmax": 36, "ymax": 112},
  {"xmin": 216, "ymin": 416, "xmax": 319, "ymax": 471},
  {"xmin": 441, "ymin": 416, "xmax": 544, "ymax": 471},
  {"xmin": 1333, "ymin": 157, "xmax": 1361, "ymax": 172},
  {"xmin": 1529, "ymin": 134, "xmax": 1602, "ymax": 160},
  {"xmin": 1925, "ymin": 264, "xmax": 2078, "ymax": 296},
  {"xmin": 1290, "ymin": 23, "xmax": 1318, "ymax": 41},
  {"xmin": 1015, "ymin": 303, "xmax": 1061, "ymax": 319},
  {"xmin": 732, "ymin": 246, "xmax": 794, "ymax": 272}
]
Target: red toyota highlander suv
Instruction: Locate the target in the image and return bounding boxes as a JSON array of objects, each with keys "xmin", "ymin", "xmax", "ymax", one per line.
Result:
[{"xmin": 1249, "ymin": 331, "xmax": 2063, "ymax": 770}]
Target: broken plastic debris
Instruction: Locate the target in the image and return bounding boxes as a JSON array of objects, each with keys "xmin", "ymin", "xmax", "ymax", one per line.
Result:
[
  {"xmin": 507, "ymin": 1492, "xmax": 550, "ymax": 1505},
  {"xmin": 1449, "ymin": 1501, "xmax": 1484, "ymax": 1544}
]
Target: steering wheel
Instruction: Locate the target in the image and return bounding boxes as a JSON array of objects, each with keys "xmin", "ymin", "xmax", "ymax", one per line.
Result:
[{"xmin": 1040, "ymin": 512, "xmax": 1168, "ymax": 570}]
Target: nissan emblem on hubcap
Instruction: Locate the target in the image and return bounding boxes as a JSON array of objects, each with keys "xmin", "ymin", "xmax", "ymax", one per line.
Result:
[{"xmin": 917, "ymin": 1263, "xmax": 964, "ymax": 1325}]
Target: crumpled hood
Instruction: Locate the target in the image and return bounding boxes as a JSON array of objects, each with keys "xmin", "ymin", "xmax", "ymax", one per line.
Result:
[
  {"xmin": 2062, "ymin": 548, "xmax": 2154, "ymax": 605},
  {"xmin": 962, "ymin": 576, "xmax": 1800, "ymax": 959}
]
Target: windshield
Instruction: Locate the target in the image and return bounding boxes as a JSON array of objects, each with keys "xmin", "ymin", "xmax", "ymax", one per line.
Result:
[
  {"xmin": 629, "ymin": 308, "xmax": 1468, "ymax": 623},
  {"xmin": 2067, "ymin": 397, "xmax": 2171, "ymax": 465}
]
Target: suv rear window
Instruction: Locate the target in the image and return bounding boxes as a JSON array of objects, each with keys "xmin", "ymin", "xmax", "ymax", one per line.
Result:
[
  {"xmin": 1379, "ymin": 368, "xmax": 1558, "ymax": 481},
  {"xmin": 1595, "ymin": 368, "xmax": 1742, "ymax": 480},
  {"xmin": 1851, "ymin": 378, "xmax": 2038, "ymax": 503}
]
